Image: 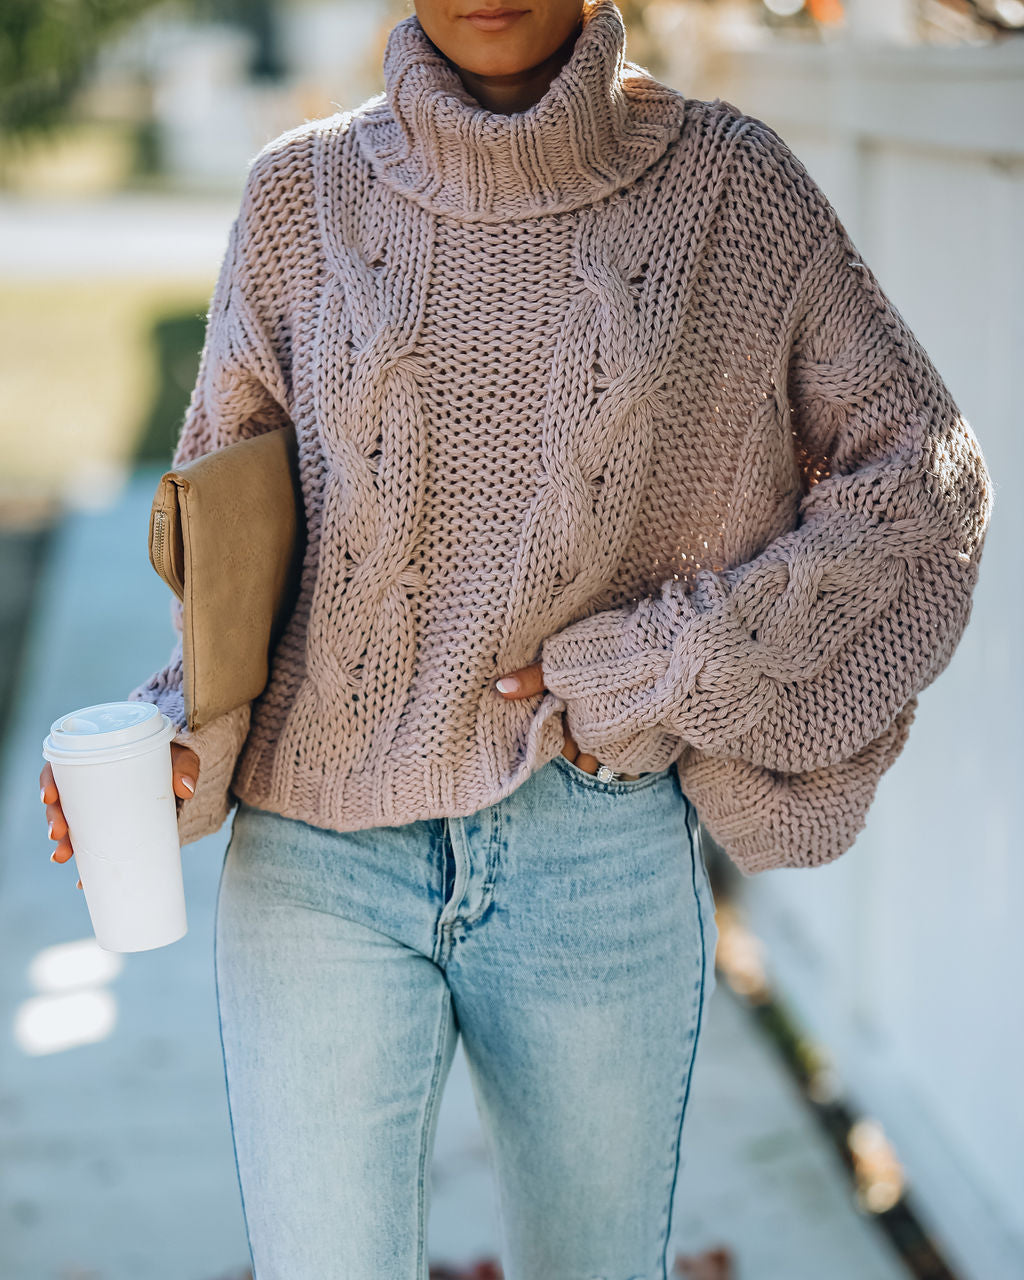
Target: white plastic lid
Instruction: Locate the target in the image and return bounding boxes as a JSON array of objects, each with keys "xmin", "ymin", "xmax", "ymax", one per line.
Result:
[{"xmin": 42, "ymin": 701, "xmax": 177, "ymax": 765}]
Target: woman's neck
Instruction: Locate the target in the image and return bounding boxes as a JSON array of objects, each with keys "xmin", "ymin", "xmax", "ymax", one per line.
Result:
[{"xmin": 450, "ymin": 18, "xmax": 583, "ymax": 114}]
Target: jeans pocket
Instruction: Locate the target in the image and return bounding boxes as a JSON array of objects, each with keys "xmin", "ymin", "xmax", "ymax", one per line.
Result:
[{"xmin": 551, "ymin": 751, "xmax": 674, "ymax": 793}]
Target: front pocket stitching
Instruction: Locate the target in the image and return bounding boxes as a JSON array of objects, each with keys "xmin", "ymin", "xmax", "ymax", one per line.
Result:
[{"xmin": 552, "ymin": 752, "xmax": 671, "ymax": 792}]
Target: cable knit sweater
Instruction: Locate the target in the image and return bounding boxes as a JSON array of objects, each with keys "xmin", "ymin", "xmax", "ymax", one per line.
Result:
[{"xmin": 127, "ymin": 0, "xmax": 992, "ymax": 875}]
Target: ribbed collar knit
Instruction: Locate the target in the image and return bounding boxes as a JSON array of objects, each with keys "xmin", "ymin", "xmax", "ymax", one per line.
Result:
[{"xmin": 350, "ymin": 0, "xmax": 688, "ymax": 221}]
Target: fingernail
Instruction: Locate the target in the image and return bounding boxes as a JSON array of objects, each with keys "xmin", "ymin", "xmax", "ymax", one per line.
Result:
[
  {"xmin": 180, "ymin": 776, "xmax": 195, "ymax": 794},
  {"xmin": 495, "ymin": 677, "xmax": 519, "ymax": 694},
  {"xmin": 47, "ymin": 821, "xmax": 54, "ymax": 839},
  {"xmin": 40, "ymin": 787, "xmax": 47, "ymax": 804},
  {"xmin": 50, "ymin": 851, "xmax": 58, "ymax": 862}
]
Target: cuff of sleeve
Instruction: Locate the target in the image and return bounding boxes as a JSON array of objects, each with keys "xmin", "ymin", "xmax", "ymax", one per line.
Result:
[
  {"xmin": 678, "ymin": 696, "xmax": 918, "ymax": 876},
  {"xmin": 169, "ymin": 705, "xmax": 251, "ymax": 846},
  {"xmin": 539, "ymin": 598, "xmax": 671, "ymax": 750},
  {"xmin": 125, "ymin": 675, "xmax": 249, "ymax": 847}
]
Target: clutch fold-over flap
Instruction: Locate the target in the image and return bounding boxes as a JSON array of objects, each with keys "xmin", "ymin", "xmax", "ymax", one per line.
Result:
[{"xmin": 146, "ymin": 425, "xmax": 303, "ymax": 732}]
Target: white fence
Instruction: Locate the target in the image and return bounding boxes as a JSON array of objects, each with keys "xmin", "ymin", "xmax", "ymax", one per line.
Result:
[{"xmin": 698, "ymin": 33, "xmax": 1024, "ymax": 1280}]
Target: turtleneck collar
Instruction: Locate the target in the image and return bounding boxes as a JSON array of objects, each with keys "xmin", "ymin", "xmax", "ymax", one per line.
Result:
[{"xmin": 350, "ymin": 0, "xmax": 688, "ymax": 223}]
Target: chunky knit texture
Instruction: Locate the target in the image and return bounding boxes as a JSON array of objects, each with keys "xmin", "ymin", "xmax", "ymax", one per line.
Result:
[{"xmin": 127, "ymin": 0, "xmax": 992, "ymax": 875}]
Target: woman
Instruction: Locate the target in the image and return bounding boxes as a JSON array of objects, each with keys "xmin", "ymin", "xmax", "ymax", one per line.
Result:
[{"xmin": 41, "ymin": 1, "xmax": 992, "ymax": 1276}]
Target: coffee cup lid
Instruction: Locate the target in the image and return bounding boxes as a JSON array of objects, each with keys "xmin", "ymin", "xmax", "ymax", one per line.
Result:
[{"xmin": 42, "ymin": 701, "xmax": 177, "ymax": 765}]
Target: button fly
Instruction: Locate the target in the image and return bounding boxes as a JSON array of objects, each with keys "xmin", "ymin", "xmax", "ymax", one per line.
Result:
[{"xmin": 442, "ymin": 838, "xmax": 456, "ymax": 907}]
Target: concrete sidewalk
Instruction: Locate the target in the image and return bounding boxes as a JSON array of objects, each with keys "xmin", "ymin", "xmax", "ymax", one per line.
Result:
[{"xmin": 0, "ymin": 465, "xmax": 912, "ymax": 1280}]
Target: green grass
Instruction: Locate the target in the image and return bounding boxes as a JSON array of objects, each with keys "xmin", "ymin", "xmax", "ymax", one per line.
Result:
[{"xmin": 0, "ymin": 277, "xmax": 212, "ymax": 505}]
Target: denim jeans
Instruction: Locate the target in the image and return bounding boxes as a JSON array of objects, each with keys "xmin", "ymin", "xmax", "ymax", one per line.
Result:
[{"xmin": 213, "ymin": 751, "xmax": 718, "ymax": 1280}]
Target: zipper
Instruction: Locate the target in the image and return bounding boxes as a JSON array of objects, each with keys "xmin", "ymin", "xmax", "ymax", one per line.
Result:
[
  {"xmin": 152, "ymin": 508, "xmax": 166, "ymax": 566},
  {"xmin": 151, "ymin": 502, "xmax": 185, "ymax": 598}
]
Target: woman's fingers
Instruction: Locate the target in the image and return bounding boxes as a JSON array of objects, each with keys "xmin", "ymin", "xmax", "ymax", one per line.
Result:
[
  {"xmin": 44, "ymin": 800, "xmax": 67, "ymax": 841},
  {"xmin": 494, "ymin": 660, "xmax": 546, "ymax": 699},
  {"xmin": 49, "ymin": 837, "xmax": 74, "ymax": 863},
  {"xmin": 47, "ymin": 814, "xmax": 74, "ymax": 861},
  {"xmin": 561, "ymin": 719, "xmax": 579, "ymax": 761},
  {"xmin": 560, "ymin": 716, "xmax": 600, "ymax": 774},
  {"xmin": 496, "ymin": 662, "xmax": 603, "ymax": 776},
  {"xmin": 171, "ymin": 743, "xmax": 200, "ymax": 802},
  {"xmin": 40, "ymin": 763, "xmax": 75, "ymax": 862}
]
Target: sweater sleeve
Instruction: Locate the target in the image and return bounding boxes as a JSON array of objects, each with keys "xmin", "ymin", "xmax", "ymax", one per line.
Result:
[
  {"xmin": 541, "ymin": 204, "xmax": 993, "ymax": 775},
  {"xmin": 126, "ymin": 154, "xmax": 292, "ymax": 846}
]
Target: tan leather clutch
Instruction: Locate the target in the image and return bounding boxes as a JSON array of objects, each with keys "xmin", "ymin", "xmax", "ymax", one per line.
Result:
[{"xmin": 147, "ymin": 424, "xmax": 305, "ymax": 732}]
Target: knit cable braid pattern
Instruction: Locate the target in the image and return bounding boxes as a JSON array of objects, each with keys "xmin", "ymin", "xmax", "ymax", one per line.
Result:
[
  {"xmin": 540, "ymin": 121, "xmax": 993, "ymax": 869},
  {"xmin": 125, "ymin": 0, "xmax": 992, "ymax": 873}
]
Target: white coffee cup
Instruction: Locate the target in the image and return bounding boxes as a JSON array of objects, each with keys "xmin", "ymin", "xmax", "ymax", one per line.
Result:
[{"xmin": 41, "ymin": 701, "xmax": 186, "ymax": 953}]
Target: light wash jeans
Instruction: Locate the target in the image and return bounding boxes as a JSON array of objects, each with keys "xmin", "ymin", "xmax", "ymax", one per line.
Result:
[{"xmin": 213, "ymin": 751, "xmax": 718, "ymax": 1280}]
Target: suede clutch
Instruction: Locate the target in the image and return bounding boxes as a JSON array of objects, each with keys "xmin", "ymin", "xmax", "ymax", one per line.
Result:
[{"xmin": 146, "ymin": 424, "xmax": 305, "ymax": 732}]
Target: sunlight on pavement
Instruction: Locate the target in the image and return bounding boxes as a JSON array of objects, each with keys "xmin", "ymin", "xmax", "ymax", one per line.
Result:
[
  {"xmin": 28, "ymin": 937, "xmax": 124, "ymax": 993},
  {"xmin": 14, "ymin": 988, "xmax": 117, "ymax": 1056},
  {"xmin": 14, "ymin": 937, "xmax": 123, "ymax": 1054}
]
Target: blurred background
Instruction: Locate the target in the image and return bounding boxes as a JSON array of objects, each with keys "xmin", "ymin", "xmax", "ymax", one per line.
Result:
[{"xmin": 0, "ymin": 2, "xmax": 1020, "ymax": 1278}]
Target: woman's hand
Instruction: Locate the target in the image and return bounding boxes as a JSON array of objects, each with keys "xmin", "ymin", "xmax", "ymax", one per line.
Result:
[
  {"xmin": 39, "ymin": 743, "xmax": 201, "ymax": 889},
  {"xmin": 495, "ymin": 660, "xmax": 637, "ymax": 778}
]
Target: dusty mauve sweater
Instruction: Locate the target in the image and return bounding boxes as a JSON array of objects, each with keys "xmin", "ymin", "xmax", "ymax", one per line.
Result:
[{"xmin": 127, "ymin": 0, "xmax": 992, "ymax": 875}]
